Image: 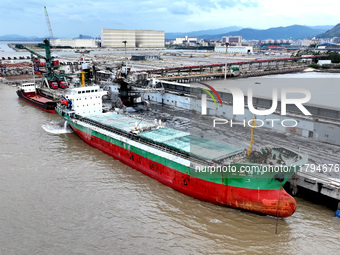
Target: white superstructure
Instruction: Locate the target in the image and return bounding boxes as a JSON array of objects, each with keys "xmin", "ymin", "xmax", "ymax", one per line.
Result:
[
  {"xmin": 64, "ymin": 86, "xmax": 107, "ymax": 116},
  {"xmin": 19, "ymin": 83, "xmax": 36, "ymax": 93}
]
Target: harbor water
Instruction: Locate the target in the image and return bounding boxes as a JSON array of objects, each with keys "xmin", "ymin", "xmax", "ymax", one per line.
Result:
[{"xmin": 1, "ymin": 83, "xmax": 340, "ymax": 254}]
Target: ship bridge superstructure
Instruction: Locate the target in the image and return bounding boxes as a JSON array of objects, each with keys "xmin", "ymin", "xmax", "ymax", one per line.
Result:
[{"xmin": 63, "ymin": 85, "xmax": 107, "ymax": 116}]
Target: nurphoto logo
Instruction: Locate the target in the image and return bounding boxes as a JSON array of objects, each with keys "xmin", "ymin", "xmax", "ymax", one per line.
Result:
[
  {"xmin": 200, "ymin": 84, "xmax": 312, "ymax": 128},
  {"xmin": 201, "ymin": 86, "xmax": 311, "ymax": 116}
]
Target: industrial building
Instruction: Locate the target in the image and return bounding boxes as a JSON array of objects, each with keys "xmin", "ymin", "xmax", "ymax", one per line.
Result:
[
  {"xmin": 50, "ymin": 39, "xmax": 98, "ymax": 48},
  {"xmin": 101, "ymin": 29, "xmax": 164, "ymax": 48},
  {"xmin": 101, "ymin": 29, "xmax": 136, "ymax": 48},
  {"xmin": 174, "ymin": 36, "xmax": 198, "ymax": 45},
  {"xmin": 222, "ymin": 36, "xmax": 242, "ymax": 45},
  {"xmin": 135, "ymin": 30, "xmax": 165, "ymax": 48},
  {"xmin": 215, "ymin": 46, "xmax": 253, "ymax": 54}
]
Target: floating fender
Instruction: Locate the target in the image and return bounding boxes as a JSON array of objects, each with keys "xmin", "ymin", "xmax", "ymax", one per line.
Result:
[
  {"xmin": 60, "ymin": 99, "xmax": 68, "ymax": 105},
  {"xmin": 335, "ymin": 210, "xmax": 340, "ymax": 218}
]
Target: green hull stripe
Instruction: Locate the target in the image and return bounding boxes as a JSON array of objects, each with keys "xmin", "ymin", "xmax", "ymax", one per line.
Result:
[{"xmin": 69, "ymin": 118, "xmax": 296, "ymax": 190}]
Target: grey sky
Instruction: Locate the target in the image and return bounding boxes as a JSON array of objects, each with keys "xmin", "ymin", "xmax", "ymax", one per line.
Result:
[{"xmin": 1, "ymin": 0, "xmax": 338, "ymax": 38}]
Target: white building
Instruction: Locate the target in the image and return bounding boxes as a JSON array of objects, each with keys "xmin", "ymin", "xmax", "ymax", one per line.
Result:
[
  {"xmin": 215, "ymin": 46, "xmax": 253, "ymax": 54},
  {"xmin": 135, "ymin": 30, "xmax": 165, "ymax": 48},
  {"xmin": 318, "ymin": 60, "xmax": 332, "ymax": 66},
  {"xmin": 101, "ymin": 29, "xmax": 164, "ymax": 48},
  {"xmin": 291, "ymin": 39, "xmax": 312, "ymax": 47},
  {"xmin": 101, "ymin": 29, "xmax": 136, "ymax": 48},
  {"xmin": 222, "ymin": 36, "xmax": 242, "ymax": 45},
  {"xmin": 174, "ymin": 36, "xmax": 198, "ymax": 44},
  {"xmin": 51, "ymin": 39, "xmax": 97, "ymax": 48},
  {"xmin": 263, "ymin": 39, "xmax": 275, "ymax": 44},
  {"xmin": 199, "ymin": 39, "xmax": 209, "ymax": 46}
]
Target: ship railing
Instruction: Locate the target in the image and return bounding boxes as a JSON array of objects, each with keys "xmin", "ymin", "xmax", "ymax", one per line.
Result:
[
  {"xmin": 75, "ymin": 115, "xmax": 214, "ymax": 166},
  {"xmin": 272, "ymin": 147, "xmax": 300, "ymax": 160}
]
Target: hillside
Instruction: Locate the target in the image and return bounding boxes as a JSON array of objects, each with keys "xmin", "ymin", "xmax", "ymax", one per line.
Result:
[
  {"xmin": 318, "ymin": 23, "xmax": 340, "ymax": 38},
  {"xmin": 166, "ymin": 25, "xmax": 330, "ymax": 40},
  {"xmin": 165, "ymin": 26, "xmax": 242, "ymax": 39},
  {"xmin": 203, "ymin": 25, "xmax": 328, "ymax": 40}
]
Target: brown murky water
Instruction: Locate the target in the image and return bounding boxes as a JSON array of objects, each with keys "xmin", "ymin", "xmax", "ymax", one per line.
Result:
[{"xmin": 1, "ymin": 83, "xmax": 339, "ymax": 255}]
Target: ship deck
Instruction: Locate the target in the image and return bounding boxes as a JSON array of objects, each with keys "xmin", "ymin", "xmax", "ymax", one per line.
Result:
[
  {"xmin": 86, "ymin": 112, "xmax": 244, "ymax": 162},
  {"xmin": 28, "ymin": 95, "xmax": 53, "ymax": 103}
]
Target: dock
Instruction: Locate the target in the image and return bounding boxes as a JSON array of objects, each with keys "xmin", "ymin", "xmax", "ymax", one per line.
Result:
[
  {"xmin": 3, "ymin": 47, "xmax": 339, "ymax": 210},
  {"xmin": 157, "ymin": 67, "xmax": 305, "ymax": 83},
  {"xmin": 288, "ymin": 172, "xmax": 340, "ymax": 200},
  {"xmin": 1, "ymin": 77, "xmax": 42, "ymax": 86},
  {"xmin": 141, "ymin": 78, "xmax": 340, "ymax": 207}
]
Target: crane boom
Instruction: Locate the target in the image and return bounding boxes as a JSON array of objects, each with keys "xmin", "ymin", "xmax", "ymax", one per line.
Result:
[
  {"xmin": 22, "ymin": 45, "xmax": 46, "ymax": 60},
  {"xmin": 44, "ymin": 6, "xmax": 54, "ymax": 39},
  {"xmin": 21, "ymin": 39, "xmax": 63, "ymax": 83}
]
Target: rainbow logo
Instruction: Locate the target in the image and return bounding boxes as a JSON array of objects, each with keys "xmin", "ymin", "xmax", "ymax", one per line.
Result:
[{"xmin": 199, "ymin": 82, "xmax": 223, "ymax": 107}]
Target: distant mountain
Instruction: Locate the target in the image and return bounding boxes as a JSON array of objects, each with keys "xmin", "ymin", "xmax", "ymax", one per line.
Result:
[
  {"xmin": 166, "ymin": 25, "xmax": 332, "ymax": 41},
  {"xmin": 73, "ymin": 34, "xmax": 94, "ymax": 39},
  {"xmin": 317, "ymin": 23, "xmax": 340, "ymax": 38},
  {"xmin": 308, "ymin": 25, "xmax": 334, "ymax": 30},
  {"xmin": 165, "ymin": 26, "xmax": 243, "ymax": 39},
  {"xmin": 0, "ymin": 34, "xmax": 43, "ymax": 41},
  {"xmin": 202, "ymin": 25, "xmax": 330, "ymax": 40},
  {"xmin": 0, "ymin": 34, "xmax": 95, "ymax": 41}
]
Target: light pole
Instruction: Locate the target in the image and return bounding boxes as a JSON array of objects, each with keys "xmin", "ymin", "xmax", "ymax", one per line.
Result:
[
  {"xmin": 224, "ymin": 42, "xmax": 229, "ymax": 80},
  {"xmin": 122, "ymin": 40, "xmax": 127, "ymax": 60}
]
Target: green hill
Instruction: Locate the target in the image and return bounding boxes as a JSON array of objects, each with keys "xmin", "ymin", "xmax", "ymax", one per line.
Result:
[{"xmin": 318, "ymin": 23, "xmax": 340, "ymax": 38}]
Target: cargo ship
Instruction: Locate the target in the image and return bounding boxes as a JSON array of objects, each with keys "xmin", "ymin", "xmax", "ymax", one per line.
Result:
[
  {"xmin": 56, "ymin": 85, "xmax": 307, "ymax": 217},
  {"xmin": 16, "ymin": 83, "xmax": 58, "ymax": 113}
]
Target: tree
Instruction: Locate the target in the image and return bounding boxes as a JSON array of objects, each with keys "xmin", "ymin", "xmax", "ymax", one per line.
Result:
[{"xmin": 326, "ymin": 50, "xmax": 340, "ymax": 63}]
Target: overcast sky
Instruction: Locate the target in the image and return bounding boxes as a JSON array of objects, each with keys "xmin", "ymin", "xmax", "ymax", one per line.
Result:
[{"xmin": 1, "ymin": 0, "xmax": 339, "ymax": 38}]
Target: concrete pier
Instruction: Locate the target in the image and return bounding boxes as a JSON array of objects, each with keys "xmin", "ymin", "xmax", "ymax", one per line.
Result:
[
  {"xmin": 288, "ymin": 171, "xmax": 340, "ymax": 200},
  {"xmin": 141, "ymin": 78, "xmax": 340, "ymax": 206}
]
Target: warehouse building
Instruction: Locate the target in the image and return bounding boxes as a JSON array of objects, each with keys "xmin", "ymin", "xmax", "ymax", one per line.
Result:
[
  {"xmin": 101, "ymin": 29, "xmax": 136, "ymax": 48},
  {"xmin": 101, "ymin": 29, "xmax": 164, "ymax": 48},
  {"xmin": 222, "ymin": 36, "xmax": 242, "ymax": 45},
  {"xmin": 215, "ymin": 46, "xmax": 253, "ymax": 54},
  {"xmin": 135, "ymin": 30, "xmax": 165, "ymax": 48},
  {"xmin": 174, "ymin": 36, "xmax": 198, "ymax": 45},
  {"xmin": 51, "ymin": 39, "xmax": 98, "ymax": 48}
]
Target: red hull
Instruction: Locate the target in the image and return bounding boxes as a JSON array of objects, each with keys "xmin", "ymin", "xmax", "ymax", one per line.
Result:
[
  {"xmin": 17, "ymin": 90, "xmax": 57, "ymax": 113},
  {"xmin": 71, "ymin": 124, "xmax": 296, "ymax": 217}
]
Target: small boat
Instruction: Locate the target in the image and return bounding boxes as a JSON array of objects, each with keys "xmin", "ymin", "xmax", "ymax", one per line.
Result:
[
  {"xmin": 16, "ymin": 82, "xmax": 58, "ymax": 113},
  {"xmin": 75, "ymin": 49, "xmax": 91, "ymax": 54}
]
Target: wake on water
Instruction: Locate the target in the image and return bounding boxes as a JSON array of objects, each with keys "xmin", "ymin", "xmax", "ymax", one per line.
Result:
[{"xmin": 42, "ymin": 121, "xmax": 73, "ymax": 134}]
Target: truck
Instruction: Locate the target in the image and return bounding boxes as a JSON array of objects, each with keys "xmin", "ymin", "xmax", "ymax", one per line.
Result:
[
  {"xmin": 58, "ymin": 81, "xmax": 67, "ymax": 89},
  {"xmin": 49, "ymin": 81, "xmax": 58, "ymax": 89}
]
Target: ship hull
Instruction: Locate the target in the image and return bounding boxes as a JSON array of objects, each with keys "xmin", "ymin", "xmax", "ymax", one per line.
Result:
[
  {"xmin": 67, "ymin": 118, "xmax": 297, "ymax": 217},
  {"xmin": 17, "ymin": 90, "xmax": 57, "ymax": 113}
]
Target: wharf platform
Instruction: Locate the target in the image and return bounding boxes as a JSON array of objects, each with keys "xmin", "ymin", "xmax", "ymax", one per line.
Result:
[
  {"xmin": 288, "ymin": 171, "xmax": 340, "ymax": 201},
  {"xmin": 158, "ymin": 67, "xmax": 305, "ymax": 83},
  {"xmin": 2, "ymin": 77, "xmax": 42, "ymax": 86},
  {"xmin": 141, "ymin": 76, "xmax": 340, "ymax": 207}
]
